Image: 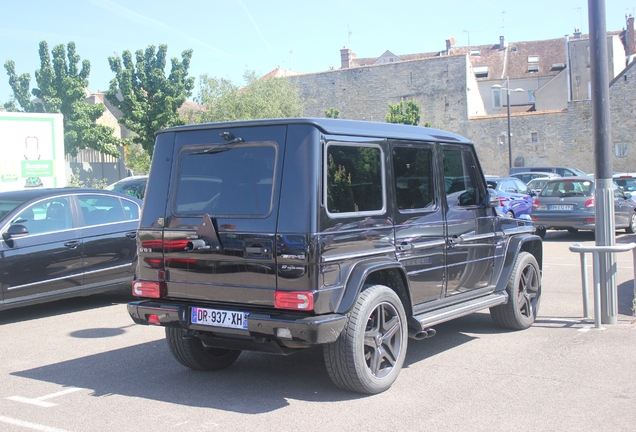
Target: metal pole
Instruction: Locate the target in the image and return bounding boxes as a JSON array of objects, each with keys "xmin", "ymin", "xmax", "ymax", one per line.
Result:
[
  {"xmin": 588, "ymin": 0, "xmax": 616, "ymax": 324},
  {"xmin": 507, "ymin": 85, "xmax": 512, "ymax": 170}
]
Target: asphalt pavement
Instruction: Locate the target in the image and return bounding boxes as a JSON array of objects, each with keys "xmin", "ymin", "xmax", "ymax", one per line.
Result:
[{"xmin": 0, "ymin": 229, "xmax": 634, "ymax": 431}]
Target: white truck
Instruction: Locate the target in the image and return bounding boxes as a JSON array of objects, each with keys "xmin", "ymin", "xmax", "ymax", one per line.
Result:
[{"xmin": 0, "ymin": 112, "xmax": 66, "ymax": 191}]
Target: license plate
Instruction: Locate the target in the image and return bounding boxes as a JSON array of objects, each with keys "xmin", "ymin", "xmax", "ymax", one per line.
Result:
[
  {"xmin": 550, "ymin": 204, "xmax": 574, "ymax": 210},
  {"xmin": 191, "ymin": 307, "xmax": 248, "ymax": 329}
]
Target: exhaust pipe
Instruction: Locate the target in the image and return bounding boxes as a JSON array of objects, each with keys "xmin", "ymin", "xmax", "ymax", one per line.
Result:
[{"xmin": 408, "ymin": 327, "xmax": 436, "ymax": 340}]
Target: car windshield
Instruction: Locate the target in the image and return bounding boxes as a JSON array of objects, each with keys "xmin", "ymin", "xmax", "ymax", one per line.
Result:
[
  {"xmin": 0, "ymin": 199, "xmax": 24, "ymax": 220},
  {"xmin": 540, "ymin": 180, "xmax": 593, "ymax": 197}
]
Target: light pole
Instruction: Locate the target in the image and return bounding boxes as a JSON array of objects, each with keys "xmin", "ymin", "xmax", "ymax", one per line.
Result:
[{"xmin": 492, "ymin": 77, "xmax": 524, "ymax": 171}]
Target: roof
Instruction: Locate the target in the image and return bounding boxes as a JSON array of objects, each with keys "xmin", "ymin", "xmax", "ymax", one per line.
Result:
[
  {"xmin": 158, "ymin": 118, "xmax": 472, "ymax": 144},
  {"xmin": 347, "ymin": 32, "xmax": 624, "ymax": 81}
]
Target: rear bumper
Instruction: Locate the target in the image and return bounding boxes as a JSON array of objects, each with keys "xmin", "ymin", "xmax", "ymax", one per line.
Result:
[{"xmin": 127, "ymin": 300, "xmax": 346, "ymax": 350}]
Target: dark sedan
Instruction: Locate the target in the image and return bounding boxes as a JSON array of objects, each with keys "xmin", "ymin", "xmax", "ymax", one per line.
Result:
[
  {"xmin": 0, "ymin": 188, "xmax": 142, "ymax": 311},
  {"xmin": 530, "ymin": 177, "xmax": 636, "ymax": 238}
]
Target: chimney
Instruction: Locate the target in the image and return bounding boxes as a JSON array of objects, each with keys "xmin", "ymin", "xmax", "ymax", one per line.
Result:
[
  {"xmin": 628, "ymin": 14, "xmax": 635, "ymax": 56},
  {"xmin": 573, "ymin": 28, "xmax": 582, "ymax": 39},
  {"xmin": 340, "ymin": 47, "xmax": 356, "ymax": 69},
  {"xmin": 499, "ymin": 36, "xmax": 506, "ymax": 50},
  {"xmin": 446, "ymin": 36, "xmax": 456, "ymax": 53}
]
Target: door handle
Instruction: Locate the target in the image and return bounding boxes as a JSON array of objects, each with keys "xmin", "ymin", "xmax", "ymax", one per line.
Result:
[
  {"xmin": 64, "ymin": 241, "xmax": 80, "ymax": 249},
  {"xmin": 126, "ymin": 231, "xmax": 137, "ymax": 239}
]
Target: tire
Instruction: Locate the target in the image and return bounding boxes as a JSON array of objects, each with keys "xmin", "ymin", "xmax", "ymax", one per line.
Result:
[
  {"xmin": 535, "ymin": 226, "xmax": 546, "ymax": 238},
  {"xmin": 567, "ymin": 228, "xmax": 579, "ymax": 234},
  {"xmin": 165, "ymin": 327, "xmax": 241, "ymax": 371},
  {"xmin": 626, "ymin": 212, "xmax": 636, "ymax": 234},
  {"xmin": 323, "ymin": 284, "xmax": 408, "ymax": 394},
  {"xmin": 490, "ymin": 252, "xmax": 541, "ymax": 330},
  {"xmin": 506, "ymin": 210, "xmax": 514, "ymax": 218}
]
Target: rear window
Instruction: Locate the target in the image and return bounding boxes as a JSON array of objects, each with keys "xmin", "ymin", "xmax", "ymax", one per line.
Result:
[
  {"xmin": 173, "ymin": 142, "xmax": 276, "ymax": 217},
  {"xmin": 541, "ymin": 180, "xmax": 593, "ymax": 197},
  {"xmin": 615, "ymin": 177, "xmax": 636, "ymax": 192}
]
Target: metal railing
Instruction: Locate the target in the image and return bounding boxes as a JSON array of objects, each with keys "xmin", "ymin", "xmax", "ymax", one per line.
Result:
[{"xmin": 568, "ymin": 242, "xmax": 636, "ymax": 329}]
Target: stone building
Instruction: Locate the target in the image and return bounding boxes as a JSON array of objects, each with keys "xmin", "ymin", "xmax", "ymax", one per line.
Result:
[{"xmin": 286, "ymin": 16, "xmax": 636, "ymax": 177}]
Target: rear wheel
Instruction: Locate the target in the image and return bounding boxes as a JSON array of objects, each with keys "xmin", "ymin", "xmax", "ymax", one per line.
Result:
[
  {"xmin": 165, "ymin": 328, "xmax": 241, "ymax": 371},
  {"xmin": 626, "ymin": 212, "xmax": 636, "ymax": 234},
  {"xmin": 490, "ymin": 252, "xmax": 541, "ymax": 330},
  {"xmin": 506, "ymin": 210, "xmax": 514, "ymax": 218},
  {"xmin": 323, "ymin": 284, "xmax": 408, "ymax": 394}
]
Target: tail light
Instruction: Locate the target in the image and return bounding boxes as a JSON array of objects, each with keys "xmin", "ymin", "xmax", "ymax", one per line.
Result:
[
  {"xmin": 498, "ymin": 197, "xmax": 508, "ymax": 206},
  {"xmin": 585, "ymin": 198, "xmax": 595, "ymax": 208},
  {"xmin": 532, "ymin": 198, "xmax": 540, "ymax": 209},
  {"xmin": 275, "ymin": 291, "xmax": 314, "ymax": 311},
  {"xmin": 132, "ymin": 280, "xmax": 166, "ymax": 298}
]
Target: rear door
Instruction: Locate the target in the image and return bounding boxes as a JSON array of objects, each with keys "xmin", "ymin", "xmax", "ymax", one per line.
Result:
[
  {"xmin": 162, "ymin": 125, "xmax": 286, "ymax": 305},
  {"xmin": 391, "ymin": 141, "xmax": 445, "ymax": 305},
  {"xmin": 78, "ymin": 193, "xmax": 140, "ymax": 290}
]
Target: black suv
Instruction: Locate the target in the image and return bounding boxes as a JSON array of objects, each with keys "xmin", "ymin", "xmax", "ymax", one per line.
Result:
[{"xmin": 128, "ymin": 118, "xmax": 542, "ymax": 394}]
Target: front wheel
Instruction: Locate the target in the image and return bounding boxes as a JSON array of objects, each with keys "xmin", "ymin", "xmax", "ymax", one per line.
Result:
[
  {"xmin": 323, "ymin": 284, "xmax": 408, "ymax": 394},
  {"xmin": 626, "ymin": 212, "xmax": 636, "ymax": 234},
  {"xmin": 165, "ymin": 328, "xmax": 241, "ymax": 371},
  {"xmin": 490, "ymin": 252, "xmax": 541, "ymax": 330},
  {"xmin": 535, "ymin": 226, "xmax": 546, "ymax": 238}
]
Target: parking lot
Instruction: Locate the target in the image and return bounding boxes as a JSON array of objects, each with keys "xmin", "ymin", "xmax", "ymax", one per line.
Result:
[{"xmin": 0, "ymin": 230, "xmax": 635, "ymax": 432}]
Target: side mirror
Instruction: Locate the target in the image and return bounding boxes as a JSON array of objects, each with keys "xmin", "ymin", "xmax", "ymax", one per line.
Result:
[{"xmin": 2, "ymin": 224, "xmax": 29, "ymax": 241}]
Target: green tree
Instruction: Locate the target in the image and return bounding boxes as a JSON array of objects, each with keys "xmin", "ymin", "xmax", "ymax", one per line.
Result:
[
  {"xmin": 124, "ymin": 142, "xmax": 151, "ymax": 175},
  {"xmin": 386, "ymin": 99, "xmax": 421, "ymax": 126},
  {"xmin": 325, "ymin": 108, "xmax": 340, "ymax": 118},
  {"xmin": 4, "ymin": 41, "xmax": 120, "ymax": 157},
  {"xmin": 107, "ymin": 44, "xmax": 195, "ymax": 157},
  {"xmin": 192, "ymin": 70, "xmax": 303, "ymax": 123}
]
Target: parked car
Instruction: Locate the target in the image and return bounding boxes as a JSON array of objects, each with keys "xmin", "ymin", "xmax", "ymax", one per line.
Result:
[
  {"xmin": 105, "ymin": 175, "xmax": 148, "ymax": 200},
  {"xmin": 530, "ymin": 176, "xmax": 636, "ymax": 238},
  {"xmin": 127, "ymin": 118, "xmax": 542, "ymax": 395},
  {"xmin": 510, "ymin": 166, "xmax": 588, "ymax": 177},
  {"xmin": 510, "ymin": 171, "xmax": 560, "ymax": 184},
  {"xmin": 485, "ymin": 177, "xmax": 534, "ymax": 218},
  {"xmin": 613, "ymin": 173, "xmax": 636, "ymax": 192},
  {"xmin": 526, "ymin": 177, "xmax": 554, "ymax": 196},
  {"xmin": 0, "ymin": 188, "xmax": 142, "ymax": 311}
]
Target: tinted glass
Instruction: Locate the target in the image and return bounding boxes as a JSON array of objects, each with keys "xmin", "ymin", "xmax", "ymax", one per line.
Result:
[
  {"xmin": 326, "ymin": 144, "xmax": 383, "ymax": 214},
  {"xmin": 393, "ymin": 146, "xmax": 434, "ymax": 211},
  {"xmin": 78, "ymin": 194, "xmax": 138, "ymax": 225},
  {"xmin": 174, "ymin": 143, "xmax": 276, "ymax": 217},
  {"xmin": 11, "ymin": 197, "xmax": 72, "ymax": 234},
  {"xmin": 443, "ymin": 148, "xmax": 481, "ymax": 206},
  {"xmin": 0, "ymin": 200, "xmax": 23, "ymax": 220}
]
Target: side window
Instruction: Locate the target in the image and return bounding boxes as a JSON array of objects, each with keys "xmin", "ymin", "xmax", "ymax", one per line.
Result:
[
  {"xmin": 326, "ymin": 143, "xmax": 384, "ymax": 215},
  {"xmin": 393, "ymin": 145, "xmax": 435, "ymax": 211},
  {"xmin": 11, "ymin": 197, "xmax": 72, "ymax": 235},
  {"xmin": 443, "ymin": 148, "xmax": 482, "ymax": 206},
  {"xmin": 78, "ymin": 195, "xmax": 132, "ymax": 226}
]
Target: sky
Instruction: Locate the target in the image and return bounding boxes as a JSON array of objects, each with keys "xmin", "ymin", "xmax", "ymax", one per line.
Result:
[{"xmin": 1, "ymin": 0, "xmax": 635, "ymax": 103}]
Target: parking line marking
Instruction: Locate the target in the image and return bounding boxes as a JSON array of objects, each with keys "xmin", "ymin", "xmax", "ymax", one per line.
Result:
[
  {"xmin": 0, "ymin": 415, "xmax": 69, "ymax": 432},
  {"xmin": 549, "ymin": 318, "xmax": 581, "ymax": 323},
  {"xmin": 7, "ymin": 387, "xmax": 84, "ymax": 407}
]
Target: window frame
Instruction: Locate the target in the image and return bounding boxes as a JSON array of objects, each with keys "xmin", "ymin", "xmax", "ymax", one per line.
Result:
[{"xmin": 324, "ymin": 141, "xmax": 386, "ymax": 219}]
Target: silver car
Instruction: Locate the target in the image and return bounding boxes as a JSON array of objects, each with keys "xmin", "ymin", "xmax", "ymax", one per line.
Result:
[{"xmin": 530, "ymin": 176, "xmax": 636, "ymax": 238}]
